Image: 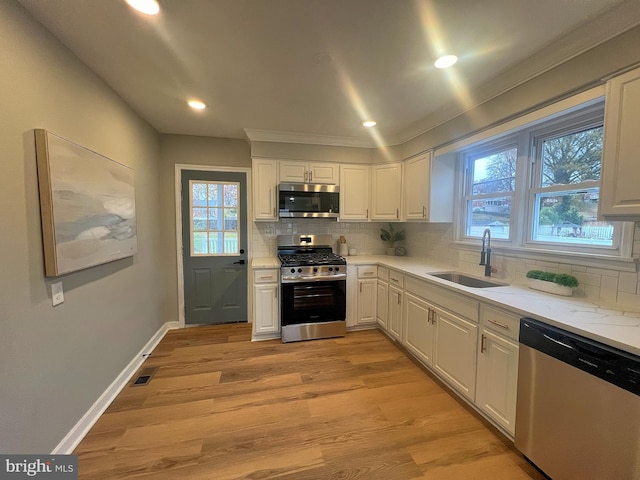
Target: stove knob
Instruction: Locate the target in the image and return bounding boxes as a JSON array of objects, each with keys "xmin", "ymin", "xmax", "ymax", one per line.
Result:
[
  {"xmin": 335, "ymin": 267, "xmax": 340, "ymax": 272},
  {"xmin": 313, "ymin": 267, "xmax": 318, "ymax": 273},
  {"xmin": 290, "ymin": 268, "xmax": 295, "ymax": 274},
  {"xmin": 298, "ymin": 268, "xmax": 302, "ymax": 273},
  {"xmin": 328, "ymin": 267, "xmax": 333, "ymax": 272}
]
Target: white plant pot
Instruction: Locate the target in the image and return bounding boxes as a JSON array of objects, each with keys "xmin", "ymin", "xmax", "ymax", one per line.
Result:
[
  {"xmin": 386, "ymin": 247, "xmax": 396, "ymax": 255},
  {"xmin": 527, "ymin": 279, "xmax": 573, "ymax": 296}
]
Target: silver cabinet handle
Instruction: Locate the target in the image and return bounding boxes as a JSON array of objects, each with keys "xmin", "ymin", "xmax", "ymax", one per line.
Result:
[
  {"xmin": 423, "ymin": 206, "xmax": 426, "ymax": 218},
  {"xmin": 397, "ymin": 208, "xmax": 399, "ymax": 219},
  {"xmin": 273, "ymin": 207, "xmax": 276, "ymax": 217},
  {"xmin": 366, "ymin": 208, "xmax": 369, "ymax": 219},
  {"xmin": 309, "ymin": 171, "xmax": 312, "ymax": 182},
  {"xmin": 363, "ymin": 271, "xmax": 375, "ymax": 276},
  {"xmin": 488, "ymin": 318, "xmax": 509, "ymax": 330},
  {"xmin": 260, "ymin": 275, "xmax": 273, "ymax": 280},
  {"xmin": 274, "ymin": 287, "xmax": 278, "ymax": 298},
  {"xmin": 397, "ymin": 292, "xmax": 401, "ymax": 305},
  {"xmin": 360, "ymin": 282, "xmax": 362, "ymax": 293},
  {"xmin": 481, "ymin": 334, "xmax": 486, "ymax": 353}
]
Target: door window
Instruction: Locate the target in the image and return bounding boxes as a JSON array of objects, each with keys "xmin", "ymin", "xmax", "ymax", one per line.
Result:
[{"xmin": 190, "ymin": 181, "xmax": 240, "ymax": 255}]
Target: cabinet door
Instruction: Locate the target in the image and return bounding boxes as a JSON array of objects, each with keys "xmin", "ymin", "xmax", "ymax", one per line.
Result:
[
  {"xmin": 433, "ymin": 308, "xmax": 478, "ymax": 400},
  {"xmin": 404, "ymin": 153, "xmax": 430, "ymax": 220},
  {"xmin": 600, "ymin": 67, "xmax": 640, "ymax": 220},
  {"xmin": 403, "ymin": 292, "xmax": 434, "ymax": 366},
  {"xmin": 340, "ymin": 165, "xmax": 370, "ymax": 220},
  {"xmin": 252, "ymin": 159, "xmax": 278, "ymax": 220},
  {"xmin": 371, "ymin": 163, "xmax": 402, "ymax": 220},
  {"xmin": 356, "ymin": 279, "xmax": 377, "ymax": 326},
  {"xmin": 253, "ymin": 284, "xmax": 279, "ymax": 334},
  {"xmin": 476, "ymin": 328, "xmax": 519, "ymax": 436},
  {"xmin": 279, "ymin": 161, "xmax": 308, "ymax": 183},
  {"xmin": 309, "ymin": 163, "xmax": 339, "ymax": 184},
  {"xmin": 388, "ymin": 284, "xmax": 403, "ymax": 341},
  {"xmin": 376, "ymin": 280, "xmax": 388, "ymax": 329}
]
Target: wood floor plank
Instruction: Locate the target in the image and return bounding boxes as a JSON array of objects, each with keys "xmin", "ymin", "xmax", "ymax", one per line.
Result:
[{"xmin": 74, "ymin": 325, "xmax": 545, "ymax": 480}]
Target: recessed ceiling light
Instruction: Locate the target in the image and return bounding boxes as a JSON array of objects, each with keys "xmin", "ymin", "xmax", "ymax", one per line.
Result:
[
  {"xmin": 434, "ymin": 55, "xmax": 458, "ymax": 69},
  {"xmin": 124, "ymin": 0, "xmax": 160, "ymax": 15},
  {"xmin": 363, "ymin": 120, "xmax": 377, "ymax": 128},
  {"xmin": 188, "ymin": 100, "xmax": 206, "ymax": 110}
]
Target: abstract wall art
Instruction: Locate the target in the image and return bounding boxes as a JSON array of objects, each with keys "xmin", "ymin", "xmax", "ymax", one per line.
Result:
[{"xmin": 34, "ymin": 129, "xmax": 137, "ymax": 277}]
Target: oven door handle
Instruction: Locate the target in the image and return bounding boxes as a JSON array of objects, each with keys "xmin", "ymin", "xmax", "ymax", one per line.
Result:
[{"xmin": 281, "ymin": 274, "xmax": 347, "ymax": 283}]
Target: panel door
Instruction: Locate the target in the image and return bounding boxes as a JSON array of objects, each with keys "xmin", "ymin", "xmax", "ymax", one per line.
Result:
[
  {"xmin": 371, "ymin": 163, "xmax": 402, "ymax": 220},
  {"xmin": 182, "ymin": 170, "xmax": 248, "ymax": 325},
  {"xmin": 388, "ymin": 284, "xmax": 403, "ymax": 341},
  {"xmin": 309, "ymin": 163, "xmax": 339, "ymax": 184},
  {"xmin": 253, "ymin": 284, "xmax": 279, "ymax": 334},
  {"xmin": 403, "ymin": 292, "xmax": 434, "ymax": 366},
  {"xmin": 376, "ymin": 280, "xmax": 388, "ymax": 329},
  {"xmin": 356, "ymin": 279, "xmax": 377, "ymax": 325},
  {"xmin": 279, "ymin": 161, "xmax": 308, "ymax": 183},
  {"xmin": 339, "ymin": 165, "xmax": 370, "ymax": 220},
  {"xmin": 433, "ymin": 308, "xmax": 478, "ymax": 400},
  {"xmin": 476, "ymin": 328, "xmax": 519, "ymax": 436},
  {"xmin": 404, "ymin": 153, "xmax": 431, "ymax": 220},
  {"xmin": 252, "ymin": 159, "xmax": 278, "ymax": 220}
]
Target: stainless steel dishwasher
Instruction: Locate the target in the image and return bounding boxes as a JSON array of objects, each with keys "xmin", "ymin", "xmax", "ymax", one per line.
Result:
[{"xmin": 515, "ymin": 318, "xmax": 640, "ymax": 480}]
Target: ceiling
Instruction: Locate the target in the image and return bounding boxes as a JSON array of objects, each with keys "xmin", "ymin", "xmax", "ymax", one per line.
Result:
[{"xmin": 16, "ymin": 0, "xmax": 640, "ymax": 146}]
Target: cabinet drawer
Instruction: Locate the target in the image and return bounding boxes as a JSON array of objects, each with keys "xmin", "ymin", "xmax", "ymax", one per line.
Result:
[
  {"xmin": 253, "ymin": 269, "xmax": 279, "ymax": 284},
  {"xmin": 358, "ymin": 265, "xmax": 378, "ymax": 278},
  {"xmin": 388, "ymin": 271, "xmax": 404, "ymax": 288},
  {"xmin": 378, "ymin": 266, "xmax": 389, "ymax": 281},
  {"xmin": 480, "ymin": 304, "xmax": 520, "ymax": 341}
]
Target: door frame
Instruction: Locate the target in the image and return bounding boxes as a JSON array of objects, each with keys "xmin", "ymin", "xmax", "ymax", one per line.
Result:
[{"xmin": 174, "ymin": 164, "xmax": 253, "ymax": 328}]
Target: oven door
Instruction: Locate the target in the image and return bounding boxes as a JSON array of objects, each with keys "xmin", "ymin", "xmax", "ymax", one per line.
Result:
[{"xmin": 281, "ymin": 279, "xmax": 346, "ymax": 326}]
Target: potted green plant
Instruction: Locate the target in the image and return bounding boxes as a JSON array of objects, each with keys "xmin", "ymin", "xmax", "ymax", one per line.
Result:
[
  {"xmin": 380, "ymin": 223, "xmax": 405, "ymax": 255},
  {"xmin": 525, "ymin": 270, "xmax": 579, "ymax": 296}
]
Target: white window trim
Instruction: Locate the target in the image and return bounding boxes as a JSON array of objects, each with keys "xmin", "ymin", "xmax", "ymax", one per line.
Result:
[{"xmin": 449, "ymin": 88, "xmax": 634, "ymax": 270}]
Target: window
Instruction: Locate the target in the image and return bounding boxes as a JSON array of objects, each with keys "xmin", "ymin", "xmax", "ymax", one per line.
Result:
[
  {"xmin": 458, "ymin": 100, "xmax": 626, "ymax": 257},
  {"xmin": 530, "ymin": 123, "xmax": 614, "ymax": 248},
  {"xmin": 464, "ymin": 143, "xmax": 517, "ymax": 240},
  {"xmin": 190, "ymin": 181, "xmax": 239, "ymax": 255}
]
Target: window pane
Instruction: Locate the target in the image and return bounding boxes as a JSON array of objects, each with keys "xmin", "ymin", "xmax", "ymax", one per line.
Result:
[
  {"xmin": 224, "ymin": 184, "xmax": 238, "ymax": 207},
  {"xmin": 467, "ymin": 197, "xmax": 511, "ymax": 239},
  {"xmin": 192, "ymin": 208, "xmax": 207, "ymax": 231},
  {"xmin": 208, "ymin": 232, "xmax": 223, "ymax": 254},
  {"xmin": 208, "ymin": 208, "xmax": 222, "ymax": 230},
  {"xmin": 207, "ymin": 183, "xmax": 220, "ymax": 207},
  {"xmin": 224, "ymin": 208, "xmax": 238, "ymax": 231},
  {"xmin": 532, "ymin": 189, "xmax": 613, "ymax": 246},
  {"xmin": 224, "ymin": 232, "xmax": 238, "ymax": 253},
  {"xmin": 192, "ymin": 183, "xmax": 207, "ymax": 207},
  {"xmin": 541, "ymin": 126, "xmax": 603, "ymax": 187},
  {"xmin": 472, "ymin": 148, "xmax": 517, "ymax": 195},
  {"xmin": 193, "ymin": 232, "xmax": 208, "ymax": 254}
]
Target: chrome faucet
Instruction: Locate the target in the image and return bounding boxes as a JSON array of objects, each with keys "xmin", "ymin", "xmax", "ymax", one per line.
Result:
[{"xmin": 479, "ymin": 228, "xmax": 493, "ymax": 277}]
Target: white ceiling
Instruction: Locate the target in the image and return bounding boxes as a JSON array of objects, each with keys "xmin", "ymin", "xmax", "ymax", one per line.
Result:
[{"xmin": 16, "ymin": 0, "xmax": 640, "ymax": 145}]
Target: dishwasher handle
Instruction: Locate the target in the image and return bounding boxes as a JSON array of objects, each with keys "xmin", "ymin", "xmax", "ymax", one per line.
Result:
[{"xmin": 520, "ymin": 317, "xmax": 640, "ymax": 396}]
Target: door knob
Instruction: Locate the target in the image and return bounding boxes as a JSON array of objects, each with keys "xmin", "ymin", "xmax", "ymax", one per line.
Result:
[{"xmin": 233, "ymin": 259, "xmax": 246, "ymax": 265}]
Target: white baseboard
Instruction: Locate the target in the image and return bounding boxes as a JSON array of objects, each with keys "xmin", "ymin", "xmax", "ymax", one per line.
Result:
[{"xmin": 52, "ymin": 321, "xmax": 178, "ymax": 454}]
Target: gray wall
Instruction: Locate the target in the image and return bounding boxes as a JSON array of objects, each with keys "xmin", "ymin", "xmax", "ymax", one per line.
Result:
[
  {"xmin": 0, "ymin": 1, "xmax": 164, "ymax": 453},
  {"xmin": 158, "ymin": 134, "xmax": 251, "ymax": 323}
]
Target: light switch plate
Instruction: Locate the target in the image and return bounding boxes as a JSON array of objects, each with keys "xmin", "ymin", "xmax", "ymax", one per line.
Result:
[{"xmin": 51, "ymin": 282, "xmax": 64, "ymax": 306}]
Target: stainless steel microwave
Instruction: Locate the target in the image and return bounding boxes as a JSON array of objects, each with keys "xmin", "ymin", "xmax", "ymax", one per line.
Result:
[{"xmin": 278, "ymin": 183, "xmax": 339, "ymax": 218}]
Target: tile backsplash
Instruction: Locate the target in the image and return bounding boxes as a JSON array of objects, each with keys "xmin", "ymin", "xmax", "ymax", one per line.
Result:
[{"xmin": 253, "ymin": 220, "xmax": 640, "ymax": 310}]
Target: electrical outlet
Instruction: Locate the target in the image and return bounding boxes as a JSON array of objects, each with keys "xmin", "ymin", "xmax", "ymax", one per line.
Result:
[{"xmin": 51, "ymin": 282, "xmax": 64, "ymax": 306}]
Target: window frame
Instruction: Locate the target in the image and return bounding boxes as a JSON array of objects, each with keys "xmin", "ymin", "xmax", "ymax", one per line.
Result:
[
  {"xmin": 189, "ymin": 180, "xmax": 241, "ymax": 257},
  {"xmin": 455, "ymin": 98, "xmax": 632, "ymax": 260}
]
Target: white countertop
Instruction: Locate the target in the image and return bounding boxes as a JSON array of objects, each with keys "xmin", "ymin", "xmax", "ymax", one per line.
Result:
[
  {"xmin": 252, "ymin": 255, "xmax": 640, "ymax": 356},
  {"xmin": 349, "ymin": 255, "xmax": 640, "ymax": 357}
]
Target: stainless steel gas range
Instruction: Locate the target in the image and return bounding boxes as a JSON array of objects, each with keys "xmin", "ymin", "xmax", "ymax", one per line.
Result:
[{"xmin": 277, "ymin": 234, "xmax": 346, "ymax": 343}]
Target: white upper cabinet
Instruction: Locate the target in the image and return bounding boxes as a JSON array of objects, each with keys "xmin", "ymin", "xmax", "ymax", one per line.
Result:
[
  {"xmin": 252, "ymin": 158, "xmax": 278, "ymax": 221},
  {"xmin": 403, "ymin": 152, "xmax": 455, "ymax": 222},
  {"xmin": 340, "ymin": 164, "xmax": 370, "ymax": 220},
  {"xmin": 371, "ymin": 163, "xmax": 402, "ymax": 221},
  {"xmin": 279, "ymin": 161, "xmax": 339, "ymax": 185},
  {"xmin": 600, "ymin": 66, "xmax": 640, "ymax": 220}
]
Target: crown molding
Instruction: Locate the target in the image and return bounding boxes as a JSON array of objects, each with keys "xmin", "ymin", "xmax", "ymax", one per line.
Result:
[
  {"xmin": 244, "ymin": 128, "xmax": 382, "ymax": 148},
  {"xmin": 396, "ymin": 0, "xmax": 640, "ymax": 145}
]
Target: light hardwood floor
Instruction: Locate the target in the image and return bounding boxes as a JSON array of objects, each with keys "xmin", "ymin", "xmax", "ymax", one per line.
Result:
[{"xmin": 74, "ymin": 324, "xmax": 545, "ymax": 479}]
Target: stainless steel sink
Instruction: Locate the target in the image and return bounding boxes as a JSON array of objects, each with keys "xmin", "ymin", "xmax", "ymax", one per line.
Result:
[{"xmin": 429, "ymin": 271, "xmax": 507, "ymax": 288}]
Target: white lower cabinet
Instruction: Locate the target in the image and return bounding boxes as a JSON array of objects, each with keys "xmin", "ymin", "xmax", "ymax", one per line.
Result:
[
  {"xmin": 376, "ymin": 280, "xmax": 388, "ymax": 329},
  {"xmin": 356, "ymin": 278, "xmax": 377, "ymax": 326},
  {"xmin": 403, "ymin": 292, "xmax": 434, "ymax": 366},
  {"xmin": 253, "ymin": 268, "xmax": 280, "ymax": 337},
  {"xmin": 476, "ymin": 328, "xmax": 519, "ymax": 436},
  {"xmin": 432, "ymin": 308, "xmax": 478, "ymax": 401},
  {"xmin": 388, "ymin": 284, "xmax": 403, "ymax": 341}
]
